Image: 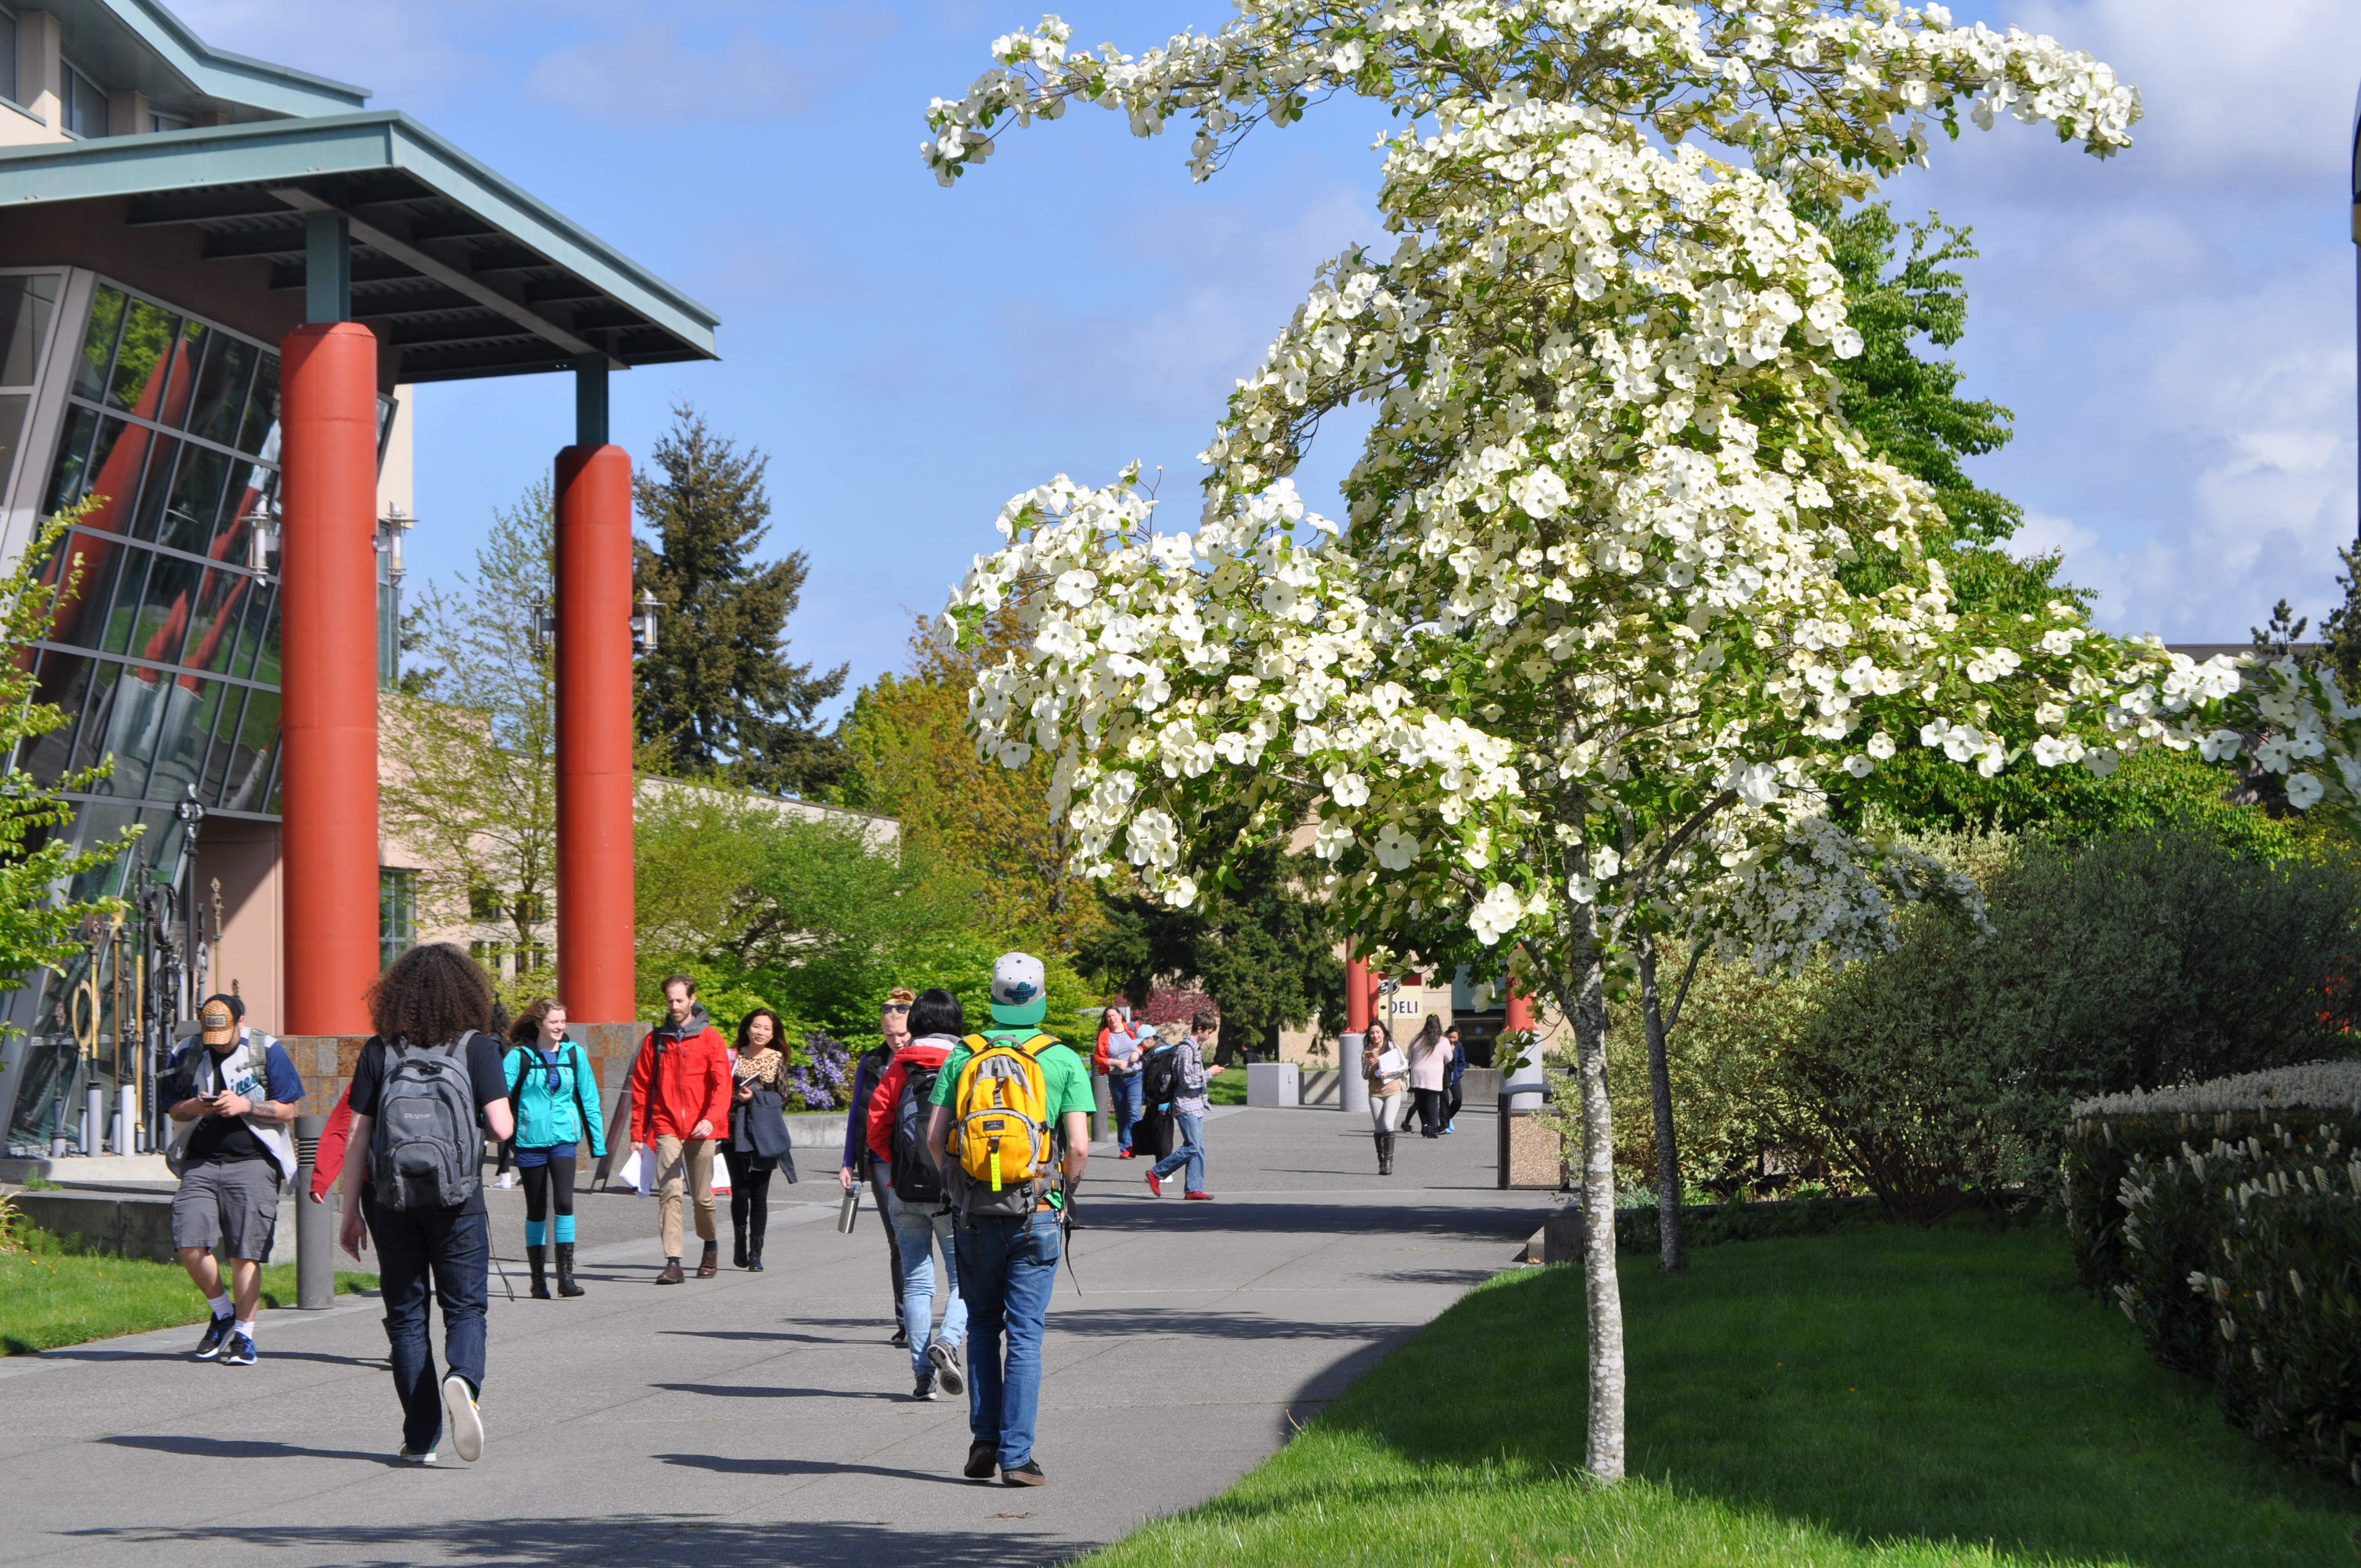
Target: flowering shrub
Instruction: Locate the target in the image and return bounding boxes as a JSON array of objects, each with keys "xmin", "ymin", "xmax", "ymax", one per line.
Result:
[
  {"xmin": 2071, "ymin": 1107, "xmax": 2361, "ymax": 1487},
  {"xmin": 781, "ymin": 1030, "xmax": 852, "ymax": 1113}
]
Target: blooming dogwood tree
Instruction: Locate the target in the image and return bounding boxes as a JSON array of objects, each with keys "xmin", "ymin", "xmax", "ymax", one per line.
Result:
[{"xmin": 923, "ymin": 2, "xmax": 2361, "ymax": 1478}]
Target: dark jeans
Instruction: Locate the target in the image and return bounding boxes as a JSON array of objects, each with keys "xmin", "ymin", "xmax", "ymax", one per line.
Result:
[
  {"xmin": 1443, "ymin": 1080, "xmax": 1464, "ymax": 1125},
  {"xmin": 1413, "ymin": 1087, "xmax": 1444, "ymax": 1137},
  {"xmin": 362, "ymin": 1188, "xmax": 488, "ymax": 1454},
  {"xmin": 953, "ymin": 1208, "xmax": 1062, "ymax": 1469},
  {"xmin": 1108, "ymin": 1071, "xmax": 1144, "ymax": 1151}
]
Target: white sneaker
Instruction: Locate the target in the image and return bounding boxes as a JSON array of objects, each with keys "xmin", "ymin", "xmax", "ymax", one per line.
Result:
[
  {"xmin": 441, "ymin": 1374, "xmax": 483, "ymax": 1463},
  {"xmin": 398, "ymin": 1445, "xmax": 437, "ymax": 1466}
]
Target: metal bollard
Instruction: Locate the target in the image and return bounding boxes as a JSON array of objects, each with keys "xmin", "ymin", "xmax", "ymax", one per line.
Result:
[
  {"xmin": 1091, "ymin": 1072, "xmax": 1112, "ymax": 1142},
  {"xmin": 1340, "ymin": 1032, "xmax": 1369, "ymax": 1116},
  {"xmin": 293, "ymin": 1114, "xmax": 334, "ymax": 1309}
]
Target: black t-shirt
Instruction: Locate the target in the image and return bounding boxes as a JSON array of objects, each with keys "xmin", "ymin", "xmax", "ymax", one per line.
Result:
[
  {"xmin": 182, "ymin": 1113, "xmax": 267, "ymax": 1168},
  {"xmin": 348, "ymin": 1031, "xmax": 511, "ymax": 1215}
]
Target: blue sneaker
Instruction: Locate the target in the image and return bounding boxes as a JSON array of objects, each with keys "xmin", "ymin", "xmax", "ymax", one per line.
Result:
[
  {"xmin": 192, "ymin": 1314, "xmax": 233, "ymax": 1360},
  {"xmin": 1443, "ymin": 1120, "xmax": 1457, "ymax": 1134},
  {"xmin": 219, "ymin": 1332, "xmax": 255, "ymax": 1367}
]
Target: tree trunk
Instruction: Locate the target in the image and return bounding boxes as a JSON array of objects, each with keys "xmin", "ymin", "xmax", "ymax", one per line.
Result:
[
  {"xmin": 1633, "ymin": 933, "xmax": 1685, "ymax": 1273},
  {"xmin": 1566, "ymin": 905, "xmax": 1626, "ymax": 1480}
]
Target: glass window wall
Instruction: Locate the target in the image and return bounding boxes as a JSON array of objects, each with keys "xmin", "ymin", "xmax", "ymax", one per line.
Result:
[{"xmin": 19, "ymin": 279, "xmax": 284, "ymax": 830}]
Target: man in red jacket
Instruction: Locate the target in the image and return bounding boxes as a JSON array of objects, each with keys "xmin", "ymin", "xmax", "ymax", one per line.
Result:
[{"xmin": 628, "ymin": 974, "xmax": 733, "ymax": 1283}]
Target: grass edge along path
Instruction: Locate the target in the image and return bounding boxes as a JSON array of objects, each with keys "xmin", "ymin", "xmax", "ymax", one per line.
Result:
[
  {"xmin": 2, "ymin": 1228, "xmax": 377, "ymax": 1355},
  {"xmin": 1080, "ymin": 1222, "xmax": 2359, "ymax": 1567}
]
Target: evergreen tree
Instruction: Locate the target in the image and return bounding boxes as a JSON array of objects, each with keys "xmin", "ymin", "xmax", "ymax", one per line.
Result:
[{"xmin": 633, "ymin": 406, "xmax": 846, "ymax": 796}]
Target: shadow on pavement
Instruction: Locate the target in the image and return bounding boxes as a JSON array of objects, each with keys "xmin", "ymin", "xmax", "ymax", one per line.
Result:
[
  {"xmin": 61, "ymin": 1517, "xmax": 1067, "ymax": 1567},
  {"xmin": 1068, "ymin": 1197, "xmax": 1540, "ymax": 1242},
  {"xmin": 102, "ymin": 1434, "xmax": 393, "ymax": 1465},
  {"xmin": 1042, "ymin": 1309, "xmax": 1410, "ymax": 1343},
  {"xmin": 41, "ymin": 1349, "xmax": 384, "ymax": 1369},
  {"xmin": 655, "ymin": 1452, "xmax": 978, "ymax": 1487},
  {"xmin": 657, "ymin": 1327, "xmax": 847, "ymax": 1345},
  {"xmin": 650, "ymin": 1382, "xmax": 906, "ymax": 1402}
]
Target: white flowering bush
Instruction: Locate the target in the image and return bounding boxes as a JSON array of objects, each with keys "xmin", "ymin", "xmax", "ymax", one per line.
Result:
[
  {"xmin": 2080, "ymin": 1115, "xmax": 2361, "ymax": 1487},
  {"xmin": 923, "ymin": 2, "xmax": 2361, "ymax": 1478},
  {"xmin": 2074, "ymin": 1064, "xmax": 2361, "ymax": 1121}
]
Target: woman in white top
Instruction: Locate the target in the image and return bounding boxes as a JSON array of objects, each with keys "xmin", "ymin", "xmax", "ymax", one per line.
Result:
[
  {"xmin": 1362, "ymin": 1021, "xmax": 1408, "ymax": 1177},
  {"xmin": 1407, "ymin": 1014, "xmax": 1449, "ymax": 1139}
]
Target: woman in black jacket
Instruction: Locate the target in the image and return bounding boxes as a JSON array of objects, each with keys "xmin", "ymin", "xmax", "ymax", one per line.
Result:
[{"xmin": 725, "ymin": 1009, "xmax": 793, "ymax": 1270}]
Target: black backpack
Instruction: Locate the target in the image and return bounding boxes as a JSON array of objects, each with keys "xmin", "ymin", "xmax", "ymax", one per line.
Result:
[
  {"xmin": 369, "ymin": 1035, "xmax": 483, "ymax": 1211},
  {"xmin": 889, "ymin": 1059, "xmax": 945, "ymax": 1206},
  {"xmin": 1141, "ymin": 1041, "xmax": 1182, "ymax": 1112}
]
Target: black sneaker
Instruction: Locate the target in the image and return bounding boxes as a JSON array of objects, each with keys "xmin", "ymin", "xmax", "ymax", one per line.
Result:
[
  {"xmin": 927, "ymin": 1338, "xmax": 966, "ymax": 1397},
  {"xmin": 912, "ymin": 1374, "xmax": 937, "ymax": 1401},
  {"xmin": 218, "ymin": 1332, "xmax": 255, "ymax": 1367},
  {"xmin": 964, "ymin": 1440, "xmax": 998, "ymax": 1480},
  {"xmin": 192, "ymin": 1314, "xmax": 233, "ymax": 1360},
  {"xmin": 1002, "ymin": 1460, "xmax": 1046, "ymax": 1487},
  {"xmin": 891, "ymin": 1325, "xmax": 909, "ymax": 1348}
]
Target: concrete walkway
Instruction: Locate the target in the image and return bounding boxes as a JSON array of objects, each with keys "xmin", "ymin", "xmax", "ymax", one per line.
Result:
[{"xmin": 0, "ymin": 1107, "xmax": 1543, "ymax": 1567}]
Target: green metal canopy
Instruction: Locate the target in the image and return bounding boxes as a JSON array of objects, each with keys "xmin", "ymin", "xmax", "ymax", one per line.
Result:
[{"xmin": 0, "ymin": 110, "xmax": 720, "ymax": 382}]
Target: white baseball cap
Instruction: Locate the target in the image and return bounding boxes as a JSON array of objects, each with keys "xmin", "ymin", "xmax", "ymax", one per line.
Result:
[{"xmin": 990, "ymin": 951, "xmax": 1048, "ymax": 1026}]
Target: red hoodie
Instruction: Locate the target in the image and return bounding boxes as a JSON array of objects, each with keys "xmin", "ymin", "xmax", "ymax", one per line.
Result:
[
  {"xmin": 866, "ymin": 1038, "xmax": 955, "ymax": 1167},
  {"xmin": 628, "ymin": 1008, "xmax": 733, "ymax": 1144}
]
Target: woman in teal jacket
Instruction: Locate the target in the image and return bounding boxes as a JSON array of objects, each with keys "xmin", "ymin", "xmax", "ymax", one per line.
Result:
[{"xmin": 504, "ymin": 999, "xmax": 608, "ymax": 1299}]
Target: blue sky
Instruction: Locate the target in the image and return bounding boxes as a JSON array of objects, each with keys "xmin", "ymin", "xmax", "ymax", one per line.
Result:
[{"xmin": 173, "ymin": 0, "xmax": 2361, "ymax": 710}]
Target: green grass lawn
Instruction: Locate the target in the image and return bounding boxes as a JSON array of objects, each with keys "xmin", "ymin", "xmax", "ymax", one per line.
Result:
[
  {"xmin": 1209, "ymin": 1069, "xmax": 1249, "ymax": 1105},
  {"xmin": 1085, "ymin": 1221, "xmax": 2360, "ymax": 1566},
  {"xmin": 1, "ymin": 1228, "xmax": 377, "ymax": 1355}
]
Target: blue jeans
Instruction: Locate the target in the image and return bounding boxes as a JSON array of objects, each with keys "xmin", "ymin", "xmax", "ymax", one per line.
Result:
[
  {"xmin": 362, "ymin": 1189, "xmax": 488, "ymax": 1454},
  {"xmin": 885, "ymin": 1188, "xmax": 966, "ymax": 1380},
  {"xmin": 1108, "ymin": 1072, "xmax": 1144, "ymax": 1151},
  {"xmin": 1151, "ymin": 1112, "xmax": 1205, "ymax": 1191},
  {"xmin": 953, "ymin": 1208, "xmax": 1061, "ymax": 1469}
]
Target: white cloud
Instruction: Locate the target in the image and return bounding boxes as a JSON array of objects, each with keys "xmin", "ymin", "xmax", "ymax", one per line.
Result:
[{"xmin": 1903, "ymin": 0, "xmax": 2361, "ymax": 641}]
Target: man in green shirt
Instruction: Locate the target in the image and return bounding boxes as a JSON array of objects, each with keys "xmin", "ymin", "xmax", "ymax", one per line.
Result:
[{"xmin": 924, "ymin": 951, "xmax": 1091, "ymax": 1488}]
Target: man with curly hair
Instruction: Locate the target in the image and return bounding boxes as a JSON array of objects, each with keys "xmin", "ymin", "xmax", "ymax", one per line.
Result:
[{"xmin": 337, "ymin": 944, "xmax": 515, "ymax": 1464}]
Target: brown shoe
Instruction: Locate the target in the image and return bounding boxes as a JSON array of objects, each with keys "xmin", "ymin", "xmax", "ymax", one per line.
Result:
[
  {"xmin": 655, "ymin": 1258, "xmax": 684, "ymax": 1285},
  {"xmin": 696, "ymin": 1242, "xmax": 720, "ymax": 1278}
]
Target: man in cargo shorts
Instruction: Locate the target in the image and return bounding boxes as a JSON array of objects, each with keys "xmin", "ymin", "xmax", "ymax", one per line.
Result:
[{"xmin": 164, "ymin": 995, "xmax": 304, "ymax": 1367}]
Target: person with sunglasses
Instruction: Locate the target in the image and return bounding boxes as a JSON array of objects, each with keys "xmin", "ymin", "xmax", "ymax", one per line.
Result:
[
  {"xmin": 503, "ymin": 999, "xmax": 606, "ymax": 1299},
  {"xmin": 841, "ymin": 987, "xmax": 915, "ymax": 1340}
]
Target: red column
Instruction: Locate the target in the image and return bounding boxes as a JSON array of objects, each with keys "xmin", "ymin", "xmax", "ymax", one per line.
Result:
[
  {"xmin": 278, "ymin": 323, "xmax": 381, "ymax": 1035},
  {"xmin": 1346, "ymin": 951, "xmax": 1370, "ymax": 1035},
  {"xmin": 555, "ymin": 445, "xmax": 636, "ymax": 1024},
  {"xmin": 1505, "ymin": 980, "xmax": 1536, "ymax": 1035}
]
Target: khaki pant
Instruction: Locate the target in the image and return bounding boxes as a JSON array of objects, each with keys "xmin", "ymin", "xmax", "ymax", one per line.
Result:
[{"xmin": 654, "ymin": 1135, "xmax": 717, "ymax": 1258}]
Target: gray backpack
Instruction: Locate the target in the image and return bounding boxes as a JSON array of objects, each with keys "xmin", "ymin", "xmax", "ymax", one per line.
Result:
[{"xmin": 368, "ymin": 1035, "xmax": 483, "ymax": 1211}]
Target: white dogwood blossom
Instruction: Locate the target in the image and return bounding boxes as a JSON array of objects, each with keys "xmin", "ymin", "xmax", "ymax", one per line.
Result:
[{"xmin": 916, "ymin": 1, "xmax": 2358, "ymax": 1481}]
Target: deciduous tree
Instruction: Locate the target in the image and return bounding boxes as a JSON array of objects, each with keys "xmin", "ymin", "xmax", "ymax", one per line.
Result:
[
  {"xmin": 378, "ymin": 485, "xmax": 556, "ymax": 1000},
  {"xmin": 925, "ymin": 2, "xmax": 2192, "ymax": 1480}
]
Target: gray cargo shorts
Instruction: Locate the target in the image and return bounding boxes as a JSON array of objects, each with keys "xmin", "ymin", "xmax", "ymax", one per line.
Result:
[{"xmin": 171, "ymin": 1159, "xmax": 281, "ymax": 1262}]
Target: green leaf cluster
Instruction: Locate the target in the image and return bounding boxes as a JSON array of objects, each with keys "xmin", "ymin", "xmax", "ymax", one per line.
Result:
[{"xmin": 0, "ymin": 509, "xmax": 144, "ymax": 983}]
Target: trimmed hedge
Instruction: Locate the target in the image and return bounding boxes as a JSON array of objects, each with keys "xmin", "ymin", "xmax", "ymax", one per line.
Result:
[{"xmin": 2065, "ymin": 1065, "xmax": 2361, "ymax": 1487}]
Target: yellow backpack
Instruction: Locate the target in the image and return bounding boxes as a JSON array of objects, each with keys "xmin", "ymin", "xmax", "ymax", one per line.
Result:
[{"xmin": 948, "ymin": 1031, "xmax": 1056, "ymax": 1218}]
